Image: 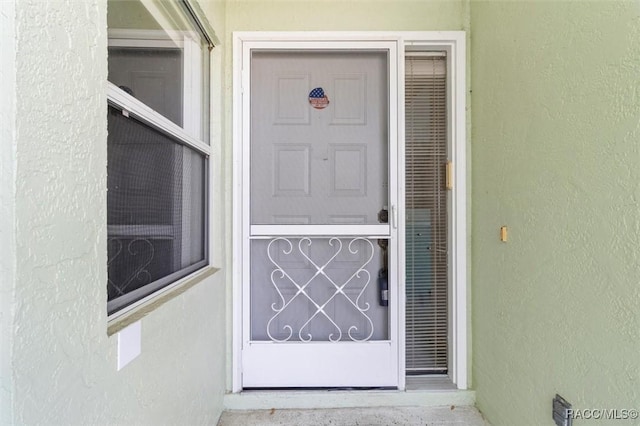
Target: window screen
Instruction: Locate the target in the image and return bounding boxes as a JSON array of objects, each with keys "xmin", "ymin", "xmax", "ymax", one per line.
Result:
[
  {"xmin": 106, "ymin": 0, "xmax": 211, "ymax": 316},
  {"xmin": 405, "ymin": 54, "xmax": 448, "ymax": 374},
  {"xmin": 107, "ymin": 106, "xmax": 207, "ymax": 314}
]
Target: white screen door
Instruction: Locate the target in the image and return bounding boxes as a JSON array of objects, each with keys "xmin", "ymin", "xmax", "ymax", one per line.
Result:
[{"xmin": 242, "ymin": 43, "xmax": 399, "ymax": 388}]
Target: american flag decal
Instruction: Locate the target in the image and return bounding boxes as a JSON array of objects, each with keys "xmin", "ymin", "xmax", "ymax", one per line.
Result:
[{"xmin": 309, "ymin": 87, "xmax": 330, "ymax": 109}]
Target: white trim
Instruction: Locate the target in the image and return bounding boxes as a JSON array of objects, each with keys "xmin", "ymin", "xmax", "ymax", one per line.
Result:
[
  {"xmin": 182, "ymin": 35, "xmax": 203, "ymax": 139},
  {"xmin": 107, "ymin": 28, "xmax": 188, "ymax": 49},
  {"xmin": 108, "ymin": 28, "xmax": 189, "ymax": 41},
  {"xmin": 231, "ymin": 31, "xmax": 467, "ymax": 393},
  {"xmin": 240, "ymin": 40, "xmax": 252, "ymax": 390},
  {"xmin": 387, "ymin": 39, "xmax": 401, "ymax": 391},
  {"xmin": 250, "ymin": 225, "xmax": 390, "ymax": 237},
  {"xmin": 396, "ymin": 42, "xmax": 407, "ymax": 392},
  {"xmin": 242, "ymin": 40, "xmax": 398, "ymax": 51},
  {"xmin": 398, "ymin": 32, "xmax": 467, "ymax": 390},
  {"xmin": 451, "ymin": 33, "xmax": 468, "ymax": 390},
  {"xmin": 231, "ymin": 33, "xmax": 245, "ymax": 393},
  {"xmin": 107, "ymin": 82, "xmax": 210, "ymax": 156},
  {"xmin": 233, "ymin": 31, "xmax": 463, "ymax": 42},
  {"xmin": 108, "ymin": 29, "xmax": 199, "ymax": 47},
  {"xmin": 108, "ymin": 38, "xmax": 181, "ymax": 49}
]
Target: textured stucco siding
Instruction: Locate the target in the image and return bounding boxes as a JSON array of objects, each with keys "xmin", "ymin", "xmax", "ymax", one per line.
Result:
[
  {"xmin": 6, "ymin": 0, "xmax": 226, "ymax": 424},
  {"xmin": 471, "ymin": 1, "xmax": 640, "ymax": 425},
  {"xmin": 1, "ymin": 0, "xmax": 17, "ymax": 423},
  {"xmin": 225, "ymin": 0, "xmax": 465, "ymax": 33}
]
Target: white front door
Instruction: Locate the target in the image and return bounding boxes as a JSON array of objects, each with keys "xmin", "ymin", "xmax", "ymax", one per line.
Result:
[{"xmin": 241, "ymin": 42, "xmax": 399, "ymax": 388}]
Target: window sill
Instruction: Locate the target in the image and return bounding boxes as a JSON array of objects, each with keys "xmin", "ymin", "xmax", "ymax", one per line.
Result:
[{"xmin": 107, "ymin": 265, "xmax": 219, "ymax": 336}]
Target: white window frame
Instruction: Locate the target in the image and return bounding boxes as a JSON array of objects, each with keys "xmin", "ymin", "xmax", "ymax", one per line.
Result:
[
  {"xmin": 108, "ymin": 28, "xmax": 205, "ymax": 140},
  {"xmin": 106, "ymin": 27, "xmax": 212, "ymax": 321},
  {"xmin": 231, "ymin": 31, "xmax": 467, "ymax": 392}
]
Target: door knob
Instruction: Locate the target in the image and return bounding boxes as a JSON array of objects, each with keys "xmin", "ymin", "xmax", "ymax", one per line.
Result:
[{"xmin": 378, "ymin": 207, "xmax": 389, "ymax": 224}]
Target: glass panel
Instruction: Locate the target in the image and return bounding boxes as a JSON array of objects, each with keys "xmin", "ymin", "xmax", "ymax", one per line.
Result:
[
  {"xmin": 107, "ymin": 106, "xmax": 206, "ymax": 312},
  {"xmin": 405, "ymin": 55, "xmax": 448, "ymax": 373},
  {"xmin": 250, "ymin": 237, "xmax": 389, "ymax": 342},
  {"xmin": 109, "ymin": 47, "xmax": 184, "ymax": 126},
  {"xmin": 107, "ymin": 0, "xmax": 209, "ymax": 137},
  {"xmin": 249, "ymin": 51, "xmax": 389, "ymax": 226}
]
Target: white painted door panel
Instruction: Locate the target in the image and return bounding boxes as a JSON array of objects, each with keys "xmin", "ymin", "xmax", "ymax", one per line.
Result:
[{"xmin": 250, "ymin": 51, "xmax": 388, "ymax": 226}]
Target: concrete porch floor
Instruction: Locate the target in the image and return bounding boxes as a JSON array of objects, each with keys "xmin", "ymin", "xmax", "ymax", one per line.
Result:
[{"xmin": 218, "ymin": 406, "xmax": 490, "ymax": 425}]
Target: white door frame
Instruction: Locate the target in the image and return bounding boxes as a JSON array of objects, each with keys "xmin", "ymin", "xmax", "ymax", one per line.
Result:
[{"xmin": 232, "ymin": 31, "xmax": 467, "ymax": 392}]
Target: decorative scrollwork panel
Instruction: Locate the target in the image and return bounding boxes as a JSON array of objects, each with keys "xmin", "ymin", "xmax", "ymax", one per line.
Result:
[
  {"xmin": 107, "ymin": 237, "xmax": 169, "ymax": 300},
  {"xmin": 250, "ymin": 237, "xmax": 389, "ymax": 342}
]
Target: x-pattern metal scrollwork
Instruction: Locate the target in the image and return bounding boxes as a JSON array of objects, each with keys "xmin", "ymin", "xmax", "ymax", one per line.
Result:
[
  {"xmin": 107, "ymin": 238, "xmax": 155, "ymax": 296},
  {"xmin": 266, "ymin": 237, "xmax": 375, "ymax": 343}
]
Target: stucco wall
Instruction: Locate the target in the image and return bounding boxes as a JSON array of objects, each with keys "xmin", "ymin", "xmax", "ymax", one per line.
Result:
[
  {"xmin": 225, "ymin": 0, "xmax": 465, "ymax": 33},
  {"xmin": 471, "ymin": 1, "xmax": 640, "ymax": 424},
  {"xmin": 3, "ymin": 0, "xmax": 227, "ymax": 424},
  {"xmin": 0, "ymin": 0, "xmax": 17, "ymax": 423}
]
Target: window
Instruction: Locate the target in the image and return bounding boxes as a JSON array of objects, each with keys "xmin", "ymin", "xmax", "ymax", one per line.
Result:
[
  {"xmin": 106, "ymin": 0, "xmax": 212, "ymax": 316},
  {"xmin": 405, "ymin": 53, "xmax": 448, "ymax": 375}
]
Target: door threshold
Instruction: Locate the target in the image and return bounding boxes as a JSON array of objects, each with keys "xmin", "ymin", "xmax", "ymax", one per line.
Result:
[
  {"xmin": 243, "ymin": 387, "xmax": 397, "ymax": 392},
  {"xmin": 224, "ymin": 387, "xmax": 475, "ymax": 411},
  {"xmin": 405, "ymin": 374, "xmax": 457, "ymax": 391}
]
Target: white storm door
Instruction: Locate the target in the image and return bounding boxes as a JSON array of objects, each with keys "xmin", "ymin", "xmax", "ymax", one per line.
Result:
[{"xmin": 242, "ymin": 44, "xmax": 399, "ymax": 388}]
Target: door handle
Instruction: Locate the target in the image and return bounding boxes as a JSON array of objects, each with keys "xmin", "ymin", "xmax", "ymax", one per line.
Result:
[{"xmin": 391, "ymin": 205, "xmax": 397, "ymax": 229}]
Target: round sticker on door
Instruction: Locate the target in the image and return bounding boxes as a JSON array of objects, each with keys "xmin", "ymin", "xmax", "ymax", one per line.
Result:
[{"xmin": 309, "ymin": 87, "xmax": 330, "ymax": 109}]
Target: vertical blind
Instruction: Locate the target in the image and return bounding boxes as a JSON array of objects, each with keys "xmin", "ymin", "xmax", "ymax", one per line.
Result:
[{"xmin": 405, "ymin": 54, "xmax": 448, "ymax": 373}]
